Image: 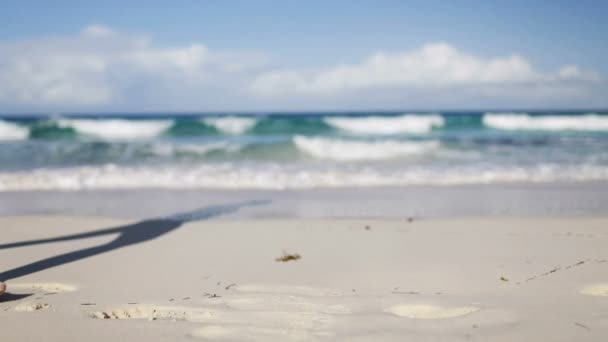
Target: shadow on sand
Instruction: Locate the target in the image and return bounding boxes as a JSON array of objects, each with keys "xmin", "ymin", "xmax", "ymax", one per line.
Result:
[{"xmin": 0, "ymin": 200, "xmax": 269, "ymax": 301}]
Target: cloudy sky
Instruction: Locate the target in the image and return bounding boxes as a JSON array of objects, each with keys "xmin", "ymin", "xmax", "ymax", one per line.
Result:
[{"xmin": 1, "ymin": 0, "xmax": 607, "ymax": 113}]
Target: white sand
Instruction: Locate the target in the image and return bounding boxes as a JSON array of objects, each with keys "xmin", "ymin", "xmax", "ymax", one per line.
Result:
[
  {"xmin": 8, "ymin": 283, "xmax": 77, "ymax": 293},
  {"xmin": 581, "ymin": 284, "xmax": 608, "ymax": 297},
  {"xmin": 1, "ymin": 216, "xmax": 608, "ymax": 341},
  {"xmin": 385, "ymin": 304, "xmax": 479, "ymax": 319}
]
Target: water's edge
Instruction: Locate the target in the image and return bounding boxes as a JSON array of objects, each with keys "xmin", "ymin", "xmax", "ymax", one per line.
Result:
[{"xmin": 2, "ymin": 182, "xmax": 607, "ymax": 219}]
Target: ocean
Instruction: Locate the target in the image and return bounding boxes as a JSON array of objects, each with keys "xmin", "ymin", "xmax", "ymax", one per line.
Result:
[{"xmin": 1, "ymin": 111, "xmax": 608, "ymax": 191}]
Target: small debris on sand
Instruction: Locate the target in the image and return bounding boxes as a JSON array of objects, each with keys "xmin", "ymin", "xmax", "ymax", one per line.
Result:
[
  {"xmin": 276, "ymin": 251, "xmax": 301, "ymax": 262},
  {"xmin": 500, "ymin": 276, "xmax": 509, "ymax": 282}
]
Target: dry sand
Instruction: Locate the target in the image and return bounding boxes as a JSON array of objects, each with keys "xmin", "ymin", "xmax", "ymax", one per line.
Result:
[{"xmin": 1, "ymin": 215, "xmax": 607, "ymax": 341}]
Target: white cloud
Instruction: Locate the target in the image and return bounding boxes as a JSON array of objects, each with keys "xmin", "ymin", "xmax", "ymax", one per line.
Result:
[
  {"xmin": 126, "ymin": 43, "xmax": 209, "ymax": 75},
  {"xmin": 0, "ymin": 28, "xmax": 604, "ymax": 111},
  {"xmin": 0, "ymin": 25, "xmax": 261, "ymax": 108},
  {"xmin": 251, "ymin": 42, "xmax": 602, "ymax": 96}
]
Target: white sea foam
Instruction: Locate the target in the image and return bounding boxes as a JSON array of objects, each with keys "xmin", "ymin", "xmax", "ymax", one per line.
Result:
[
  {"xmin": 324, "ymin": 114, "xmax": 444, "ymax": 135},
  {"xmin": 483, "ymin": 113, "xmax": 608, "ymax": 131},
  {"xmin": 0, "ymin": 120, "xmax": 29, "ymax": 141},
  {"xmin": 2, "ymin": 163, "xmax": 608, "ymax": 191},
  {"xmin": 57, "ymin": 119, "xmax": 173, "ymax": 140},
  {"xmin": 293, "ymin": 136, "xmax": 439, "ymax": 161},
  {"xmin": 202, "ymin": 117, "xmax": 258, "ymax": 135}
]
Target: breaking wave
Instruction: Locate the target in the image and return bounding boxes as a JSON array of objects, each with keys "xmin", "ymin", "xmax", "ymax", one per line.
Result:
[
  {"xmin": 0, "ymin": 120, "xmax": 29, "ymax": 141},
  {"xmin": 2, "ymin": 163, "xmax": 608, "ymax": 191},
  {"xmin": 483, "ymin": 113, "xmax": 608, "ymax": 131},
  {"xmin": 202, "ymin": 117, "xmax": 258, "ymax": 135},
  {"xmin": 56, "ymin": 119, "xmax": 174, "ymax": 140},
  {"xmin": 293, "ymin": 136, "xmax": 439, "ymax": 161},
  {"xmin": 324, "ymin": 114, "xmax": 444, "ymax": 135}
]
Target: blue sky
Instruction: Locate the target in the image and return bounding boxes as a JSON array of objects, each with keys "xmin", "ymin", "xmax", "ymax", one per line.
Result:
[{"xmin": 1, "ymin": 0, "xmax": 607, "ymax": 112}]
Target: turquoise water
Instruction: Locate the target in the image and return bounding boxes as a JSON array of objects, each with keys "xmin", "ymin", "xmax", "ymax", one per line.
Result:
[{"xmin": 1, "ymin": 111, "xmax": 608, "ymax": 190}]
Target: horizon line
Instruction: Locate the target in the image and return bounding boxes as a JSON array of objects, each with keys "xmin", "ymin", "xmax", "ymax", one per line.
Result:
[{"xmin": 1, "ymin": 108, "xmax": 608, "ymax": 118}]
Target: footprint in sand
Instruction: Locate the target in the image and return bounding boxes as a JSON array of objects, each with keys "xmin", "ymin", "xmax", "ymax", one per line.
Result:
[
  {"xmin": 385, "ymin": 304, "xmax": 479, "ymax": 319},
  {"xmin": 226, "ymin": 284, "xmax": 350, "ymax": 314},
  {"xmin": 580, "ymin": 284, "xmax": 608, "ymax": 297},
  {"xmin": 3, "ymin": 283, "xmax": 75, "ymax": 312},
  {"xmin": 91, "ymin": 284, "xmax": 342, "ymax": 341},
  {"xmin": 9, "ymin": 282, "xmax": 77, "ymax": 293},
  {"xmin": 92, "ymin": 306, "xmax": 218, "ymax": 322},
  {"xmin": 13, "ymin": 302, "xmax": 51, "ymax": 312},
  {"xmin": 89, "ymin": 284, "xmax": 519, "ymax": 340},
  {"xmin": 91, "ymin": 303, "xmax": 334, "ymax": 329},
  {"xmin": 92, "ymin": 303, "xmax": 334, "ymax": 341}
]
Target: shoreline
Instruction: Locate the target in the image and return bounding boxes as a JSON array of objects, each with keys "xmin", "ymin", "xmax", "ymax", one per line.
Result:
[{"xmin": 2, "ymin": 181, "xmax": 608, "ymax": 219}]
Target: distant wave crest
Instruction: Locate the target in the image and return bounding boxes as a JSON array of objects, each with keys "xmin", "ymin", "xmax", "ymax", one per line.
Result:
[
  {"xmin": 293, "ymin": 136, "xmax": 439, "ymax": 161},
  {"xmin": 324, "ymin": 114, "xmax": 444, "ymax": 135},
  {"xmin": 0, "ymin": 120, "xmax": 29, "ymax": 141},
  {"xmin": 57, "ymin": 119, "xmax": 174, "ymax": 140},
  {"xmin": 483, "ymin": 113, "xmax": 608, "ymax": 131},
  {"xmin": 202, "ymin": 117, "xmax": 258, "ymax": 135}
]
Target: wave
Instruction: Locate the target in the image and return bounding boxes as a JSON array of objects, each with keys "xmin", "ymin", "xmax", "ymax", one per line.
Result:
[
  {"xmin": 202, "ymin": 117, "xmax": 258, "ymax": 135},
  {"xmin": 2, "ymin": 163, "xmax": 608, "ymax": 191},
  {"xmin": 324, "ymin": 114, "xmax": 444, "ymax": 135},
  {"xmin": 293, "ymin": 136, "xmax": 439, "ymax": 161},
  {"xmin": 483, "ymin": 113, "xmax": 608, "ymax": 131},
  {"xmin": 252, "ymin": 116, "xmax": 332, "ymax": 135},
  {"xmin": 56, "ymin": 119, "xmax": 174, "ymax": 140},
  {"xmin": 0, "ymin": 120, "xmax": 29, "ymax": 141}
]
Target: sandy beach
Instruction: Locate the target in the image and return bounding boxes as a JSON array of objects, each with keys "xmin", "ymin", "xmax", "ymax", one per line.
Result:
[
  {"xmin": 2, "ymin": 1, "xmax": 608, "ymax": 340},
  {"xmin": 1, "ymin": 204, "xmax": 607, "ymax": 341}
]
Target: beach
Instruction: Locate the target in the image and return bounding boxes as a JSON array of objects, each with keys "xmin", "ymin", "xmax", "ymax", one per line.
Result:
[
  {"xmin": 1, "ymin": 112, "xmax": 608, "ymax": 340},
  {"xmin": 1, "ymin": 186, "xmax": 607, "ymax": 341},
  {"xmin": 2, "ymin": 1, "xmax": 608, "ymax": 339}
]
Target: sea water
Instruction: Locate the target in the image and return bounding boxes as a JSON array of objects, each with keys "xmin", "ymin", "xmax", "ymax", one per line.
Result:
[{"xmin": 1, "ymin": 111, "xmax": 607, "ymax": 190}]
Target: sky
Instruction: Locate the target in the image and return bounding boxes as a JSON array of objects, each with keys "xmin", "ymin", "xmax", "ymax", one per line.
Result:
[{"xmin": 0, "ymin": 0, "xmax": 607, "ymax": 113}]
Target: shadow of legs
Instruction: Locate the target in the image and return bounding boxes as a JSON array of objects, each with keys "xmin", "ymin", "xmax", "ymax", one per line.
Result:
[{"xmin": 0, "ymin": 200, "xmax": 271, "ymax": 282}]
